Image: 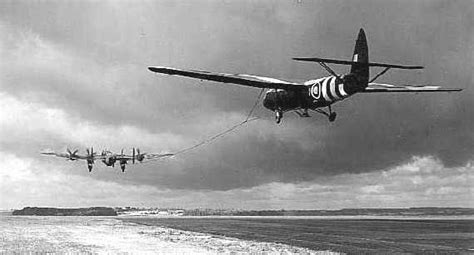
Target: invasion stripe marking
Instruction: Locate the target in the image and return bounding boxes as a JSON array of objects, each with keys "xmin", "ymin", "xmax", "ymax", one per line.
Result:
[
  {"xmin": 339, "ymin": 83, "xmax": 348, "ymax": 97},
  {"xmin": 334, "ymin": 78, "xmax": 344, "ymax": 98},
  {"xmin": 321, "ymin": 77, "xmax": 331, "ymax": 101},
  {"xmin": 329, "ymin": 77, "xmax": 340, "ymax": 100}
]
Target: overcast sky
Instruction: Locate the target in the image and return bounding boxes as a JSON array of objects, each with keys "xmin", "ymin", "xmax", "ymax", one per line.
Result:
[{"xmin": 0, "ymin": 0, "xmax": 472, "ymax": 209}]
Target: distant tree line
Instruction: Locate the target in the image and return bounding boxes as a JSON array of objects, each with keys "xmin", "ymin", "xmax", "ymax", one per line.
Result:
[
  {"xmin": 16, "ymin": 206, "xmax": 472, "ymax": 217},
  {"xmin": 13, "ymin": 207, "xmax": 117, "ymax": 216}
]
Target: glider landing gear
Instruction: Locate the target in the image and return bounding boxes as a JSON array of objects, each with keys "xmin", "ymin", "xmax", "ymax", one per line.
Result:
[
  {"xmin": 275, "ymin": 110, "xmax": 283, "ymax": 124},
  {"xmin": 312, "ymin": 105, "xmax": 337, "ymax": 122}
]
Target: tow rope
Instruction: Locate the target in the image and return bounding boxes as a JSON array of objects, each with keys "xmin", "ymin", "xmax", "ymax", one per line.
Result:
[{"xmin": 147, "ymin": 88, "xmax": 265, "ymax": 160}]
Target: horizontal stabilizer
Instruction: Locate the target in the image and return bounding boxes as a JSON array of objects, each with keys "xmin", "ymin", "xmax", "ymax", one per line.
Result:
[
  {"xmin": 363, "ymin": 83, "xmax": 462, "ymax": 93},
  {"xmin": 293, "ymin": 57, "xmax": 423, "ymax": 69}
]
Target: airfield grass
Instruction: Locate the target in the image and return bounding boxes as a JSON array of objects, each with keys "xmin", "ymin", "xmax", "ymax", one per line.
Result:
[{"xmin": 121, "ymin": 217, "xmax": 474, "ymax": 254}]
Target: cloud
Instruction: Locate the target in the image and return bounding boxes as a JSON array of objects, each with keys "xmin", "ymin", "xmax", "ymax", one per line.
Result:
[
  {"xmin": 0, "ymin": 20, "xmax": 223, "ymax": 133},
  {"xmin": 0, "ymin": 92, "xmax": 184, "ymax": 154},
  {"xmin": 221, "ymin": 155, "xmax": 474, "ymax": 209}
]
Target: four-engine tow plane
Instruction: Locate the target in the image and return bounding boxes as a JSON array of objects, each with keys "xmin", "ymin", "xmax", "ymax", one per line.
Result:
[
  {"xmin": 41, "ymin": 148, "xmax": 173, "ymax": 172},
  {"xmin": 148, "ymin": 28, "xmax": 462, "ymax": 123},
  {"xmin": 101, "ymin": 148, "xmax": 174, "ymax": 172}
]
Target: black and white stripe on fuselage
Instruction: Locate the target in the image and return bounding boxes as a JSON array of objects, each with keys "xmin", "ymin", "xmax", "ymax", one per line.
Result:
[{"xmin": 305, "ymin": 76, "xmax": 351, "ymax": 105}]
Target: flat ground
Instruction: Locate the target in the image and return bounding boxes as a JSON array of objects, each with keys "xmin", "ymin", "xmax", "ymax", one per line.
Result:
[
  {"xmin": 0, "ymin": 215, "xmax": 328, "ymax": 254},
  {"xmin": 121, "ymin": 217, "xmax": 474, "ymax": 254},
  {"xmin": 0, "ymin": 216, "xmax": 208, "ymax": 254}
]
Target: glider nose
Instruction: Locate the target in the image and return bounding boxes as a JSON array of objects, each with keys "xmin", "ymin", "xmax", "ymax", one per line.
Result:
[{"xmin": 262, "ymin": 92, "xmax": 276, "ymax": 110}]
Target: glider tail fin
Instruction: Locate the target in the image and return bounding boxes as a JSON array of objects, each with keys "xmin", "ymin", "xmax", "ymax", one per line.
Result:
[{"xmin": 350, "ymin": 28, "xmax": 369, "ymax": 87}]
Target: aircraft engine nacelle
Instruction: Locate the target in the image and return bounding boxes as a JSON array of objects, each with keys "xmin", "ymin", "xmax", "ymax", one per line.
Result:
[
  {"xmin": 137, "ymin": 154, "xmax": 145, "ymax": 162},
  {"xmin": 87, "ymin": 159, "xmax": 94, "ymax": 172},
  {"xmin": 120, "ymin": 160, "xmax": 127, "ymax": 172}
]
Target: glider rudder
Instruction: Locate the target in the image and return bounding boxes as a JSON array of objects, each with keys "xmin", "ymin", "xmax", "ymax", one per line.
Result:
[{"xmin": 350, "ymin": 28, "xmax": 369, "ymax": 87}]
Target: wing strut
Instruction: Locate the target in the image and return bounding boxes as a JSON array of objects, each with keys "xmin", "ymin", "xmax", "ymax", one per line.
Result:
[
  {"xmin": 318, "ymin": 62, "xmax": 341, "ymax": 80},
  {"xmin": 369, "ymin": 67, "xmax": 391, "ymax": 83}
]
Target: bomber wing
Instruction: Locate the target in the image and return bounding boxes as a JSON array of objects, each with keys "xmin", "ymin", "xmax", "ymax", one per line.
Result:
[
  {"xmin": 40, "ymin": 150, "xmax": 105, "ymax": 160},
  {"xmin": 117, "ymin": 153, "xmax": 174, "ymax": 160},
  {"xmin": 148, "ymin": 66, "xmax": 305, "ymax": 90},
  {"xmin": 144, "ymin": 153, "xmax": 174, "ymax": 160},
  {"xmin": 40, "ymin": 151, "xmax": 72, "ymax": 159},
  {"xmin": 362, "ymin": 83, "xmax": 462, "ymax": 93},
  {"xmin": 114, "ymin": 155, "xmax": 133, "ymax": 161},
  {"xmin": 112, "ymin": 152, "xmax": 173, "ymax": 165}
]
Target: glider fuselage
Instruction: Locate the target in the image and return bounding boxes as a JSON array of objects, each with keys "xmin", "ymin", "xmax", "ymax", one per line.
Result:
[{"xmin": 262, "ymin": 73, "xmax": 362, "ymax": 112}]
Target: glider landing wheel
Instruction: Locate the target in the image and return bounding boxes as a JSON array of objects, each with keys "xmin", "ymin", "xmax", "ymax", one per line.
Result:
[
  {"xmin": 329, "ymin": 112, "xmax": 337, "ymax": 122},
  {"xmin": 275, "ymin": 110, "xmax": 283, "ymax": 124}
]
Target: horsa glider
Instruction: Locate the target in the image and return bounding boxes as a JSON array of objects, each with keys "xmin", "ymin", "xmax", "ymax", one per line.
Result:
[
  {"xmin": 41, "ymin": 147, "xmax": 173, "ymax": 172},
  {"xmin": 148, "ymin": 28, "xmax": 461, "ymax": 123}
]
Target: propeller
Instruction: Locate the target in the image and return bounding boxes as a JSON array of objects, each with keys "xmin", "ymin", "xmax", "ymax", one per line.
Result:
[
  {"xmin": 84, "ymin": 147, "xmax": 95, "ymax": 172},
  {"xmin": 132, "ymin": 148, "xmax": 136, "ymax": 164},
  {"xmin": 86, "ymin": 147, "xmax": 95, "ymax": 164},
  {"xmin": 85, "ymin": 147, "xmax": 95, "ymax": 158},
  {"xmin": 66, "ymin": 148, "xmax": 78, "ymax": 160}
]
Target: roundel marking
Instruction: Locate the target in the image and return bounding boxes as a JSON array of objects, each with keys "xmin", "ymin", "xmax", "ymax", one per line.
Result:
[{"xmin": 310, "ymin": 83, "xmax": 321, "ymax": 99}]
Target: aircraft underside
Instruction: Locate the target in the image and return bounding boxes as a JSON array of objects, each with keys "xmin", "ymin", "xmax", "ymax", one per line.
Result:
[
  {"xmin": 262, "ymin": 88, "xmax": 341, "ymax": 123},
  {"xmin": 262, "ymin": 74, "xmax": 359, "ymax": 123}
]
